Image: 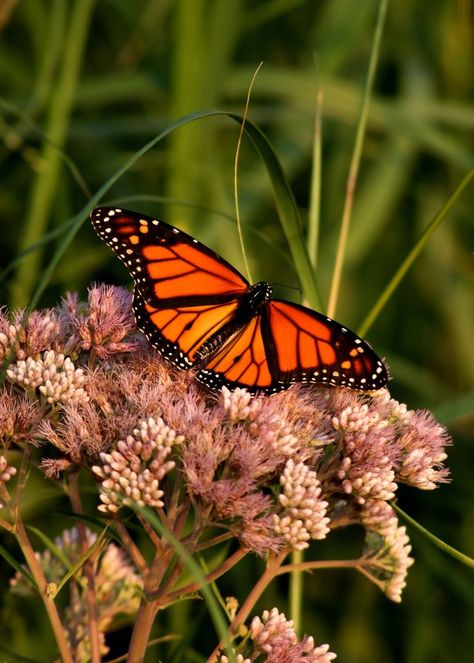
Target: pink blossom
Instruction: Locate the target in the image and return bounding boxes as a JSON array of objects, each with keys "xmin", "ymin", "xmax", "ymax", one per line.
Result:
[
  {"xmin": 397, "ymin": 410, "xmax": 451, "ymax": 489},
  {"xmin": 274, "ymin": 459, "xmax": 330, "ymax": 550},
  {"xmin": 60, "ymin": 285, "xmax": 139, "ymax": 358},
  {"xmin": 0, "ymin": 390, "xmax": 41, "ymax": 446},
  {"xmin": 250, "ymin": 608, "xmax": 336, "ymax": 662}
]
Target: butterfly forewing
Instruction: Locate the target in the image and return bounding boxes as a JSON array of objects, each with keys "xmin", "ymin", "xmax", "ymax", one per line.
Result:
[
  {"xmin": 91, "ymin": 207, "xmax": 249, "ymax": 307},
  {"xmin": 133, "ymin": 288, "xmax": 241, "ymax": 369}
]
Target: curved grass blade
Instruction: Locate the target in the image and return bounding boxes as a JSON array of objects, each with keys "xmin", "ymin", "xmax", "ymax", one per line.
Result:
[
  {"xmin": 26, "ymin": 525, "xmax": 73, "ymax": 571},
  {"xmin": 358, "ymin": 165, "xmax": 474, "ymax": 336},
  {"xmin": 54, "ymin": 526, "xmax": 109, "ymax": 597},
  {"xmin": 28, "ymin": 109, "xmax": 321, "ymax": 313}
]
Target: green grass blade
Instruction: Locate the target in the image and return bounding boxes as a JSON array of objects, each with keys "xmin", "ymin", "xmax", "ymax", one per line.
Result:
[
  {"xmin": 28, "ymin": 109, "xmax": 322, "ymax": 312},
  {"xmin": 26, "ymin": 525, "xmax": 73, "ymax": 571},
  {"xmin": 327, "ymin": 0, "xmax": 389, "ymax": 318},
  {"xmin": 225, "ymin": 112, "xmax": 322, "ymax": 309},
  {"xmin": 392, "ymin": 503, "xmax": 474, "ymax": 569},
  {"xmin": 10, "ymin": 0, "xmax": 95, "ymax": 308},
  {"xmin": 0, "ymin": 543, "xmax": 35, "ymax": 588},
  {"xmin": 55, "ymin": 526, "xmax": 108, "ymax": 596},
  {"xmin": 358, "ymin": 165, "xmax": 474, "ymax": 336},
  {"xmin": 307, "ymin": 86, "xmax": 323, "ymax": 271}
]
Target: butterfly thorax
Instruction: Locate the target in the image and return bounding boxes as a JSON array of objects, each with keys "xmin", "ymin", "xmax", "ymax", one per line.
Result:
[
  {"xmin": 246, "ymin": 281, "xmax": 272, "ymax": 309},
  {"xmin": 194, "ymin": 282, "xmax": 272, "ymax": 366}
]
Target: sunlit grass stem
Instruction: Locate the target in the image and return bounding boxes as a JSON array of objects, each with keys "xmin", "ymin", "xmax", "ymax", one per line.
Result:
[
  {"xmin": 358, "ymin": 165, "xmax": 474, "ymax": 336},
  {"xmin": 10, "ymin": 0, "xmax": 95, "ymax": 308},
  {"xmin": 327, "ymin": 0, "xmax": 389, "ymax": 318},
  {"xmin": 233, "ymin": 62, "xmax": 264, "ymax": 284},
  {"xmin": 307, "ymin": 88, "xmax": 323, "ymax": 271}
]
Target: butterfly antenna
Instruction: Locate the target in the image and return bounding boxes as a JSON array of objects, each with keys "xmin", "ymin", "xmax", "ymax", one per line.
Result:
[
  {"xmin": 272, "ymin": 282, "xmax": 303, "ymax": 297},
  {"xmin": 234, "ymin": 61, "xmax": 264, "ymax": 284}
]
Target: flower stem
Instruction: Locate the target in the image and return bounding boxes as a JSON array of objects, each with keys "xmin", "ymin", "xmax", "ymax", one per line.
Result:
[
  {"xmin": 114, "ymin": 519, "xmax": 148, "ymax": 575},
  {"xmin": 68, "ymin": 471, "xmax": 101, "ymax": 663},
  {"xmin": 289, "ymin": 549, "xmax": 304, "ymax": 633},
  {"xmin": 161, "ymin": 547, "xmax": 249, "ymax": 604},
  {"xmin": 127, "ymin": 600, "xmax": 161, "ymax": 663},
  {"xmin": 276, "ymin": 558, "xmax": 361, "ymax": 575},
  {"xmin": 327, "ymin": 0, "xmax": 389, "ymax": 318},
  {"xmin": 206, "ymin": 551, "xmax": 288, "ymax": 663},
  {"xmin": 127, "ymin": 547, "xmax": 173, "ymax": 662},
  {"xmin": 14, "ymin": 519, "xmax": 73, "ymax": 663}
]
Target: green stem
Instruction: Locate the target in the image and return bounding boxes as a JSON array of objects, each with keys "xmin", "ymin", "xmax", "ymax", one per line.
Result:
[
  {"xmin": 358, "ymin": 165, "xmax": 474, "ymax": 336},
  {"xmin": 206, "ymin": 551, "xmax": 288, "ymax": 663},
  {"xmin": 289, "ymin": 549, "xmax": 304, "ymax": 634},
  {"xmin": 10, "ymin": 0, "xmax": 95, "ymax": 308},
  {"xmin": 15, "ymin": 519, "xmax": 73, "ymax": 663},
  {"xmin": 307, "ymin": 87, "xmax": 323, "ymax": 272},
  {"xmin": 327, "ymin": 0, "xmax": 389, "ymax": 318}
]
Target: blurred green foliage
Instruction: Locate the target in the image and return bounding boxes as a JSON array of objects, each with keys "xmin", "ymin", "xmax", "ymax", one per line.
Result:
[{"xmin": 0, "ymin": 1, "xmax": 472, "ymax": 661}]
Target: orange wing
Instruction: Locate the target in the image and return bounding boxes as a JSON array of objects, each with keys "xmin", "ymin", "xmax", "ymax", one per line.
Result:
[
  {"xmin": 197, "ymin": 312, "xmax": 274, "ymax": 391},
  {"xmin": 91, "ymin": 206, "xmax": 388, "ymax": 393},
  {"xmin": 197, "ymin": 300, "xmax": 387, "ymax": 393},
  {"xmin": 265, "ymin": 300, "xmax": 388, "ymax": 390},
  {"xmin": 133, "ymin": 288, "xmax": 241, "ymax": 369},
  {"xmin": 91, "ymin": 207, "xmax": 249, "ymax": 307}
]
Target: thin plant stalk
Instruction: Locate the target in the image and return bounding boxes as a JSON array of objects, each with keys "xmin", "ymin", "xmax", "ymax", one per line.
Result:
[
  {"xmin": 358, "ymin": 165, "xmax": 474, "ymax": 335},
  {"xmin": 206, "ymin": 551, "xmax": 288, "ymax": 663},
  {"xmin": 128, "ymin": 507, "xmax": 236, "ymax": 663},
  {"xmin": 68, "ymin": 472, "xmax": 101, "ymax": 663},
  {"xmin": 233, "ymin": 61, "xmax": 264, "ymax": 284},
  {"xmin": 307, "ymin": 87, "xmax": 324, "ymax": 272},
  {"xmin": 327, "ymin": 0, "xmax": 389, "ymax": 318},
  {"xmin": 290, "ymin": 83, "xmax": 324, "ymax": 634},
  {"xmin": 289, "ymin": 549, "xmax": 304, "ymax": 633},
  {"xmin": 10, "ymin": 0, "xmax": 95, "ymax": 308},
  {"xmin": 14, "ymin": 520, "xmax": 74, "ymax": 663}
]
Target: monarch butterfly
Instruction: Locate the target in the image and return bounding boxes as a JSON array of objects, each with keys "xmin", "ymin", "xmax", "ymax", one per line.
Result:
[{"xmin": 91, "ymin": 207, "xmax": 388, "ymax": 394}]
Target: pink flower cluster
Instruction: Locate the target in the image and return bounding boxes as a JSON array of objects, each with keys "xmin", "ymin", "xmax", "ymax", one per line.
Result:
[
  {"xmin": 220, "ymin": 607, "xmax": 336, "ymax": 663},
  {"xmin": 0, "ymin": 285, "xmax": 451, "ymax": 616}
]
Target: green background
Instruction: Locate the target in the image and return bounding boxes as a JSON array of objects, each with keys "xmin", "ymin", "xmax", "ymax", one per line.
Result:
[{"xmin": 0, "ymin": 1, "xmax": 472, "ymax": 661}]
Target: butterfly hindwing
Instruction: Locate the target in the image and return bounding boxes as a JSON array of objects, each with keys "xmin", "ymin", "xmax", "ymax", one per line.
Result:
[
  {"xmin": 266, "ymin": 300, "xmax": 388, "ymax": 390},
  {"xmin": 91, "ymin": 207, "xmax": 249, "ymax": 307},
  {"xmin": 197, "ymin": 312, "xmax": 275, "ymax": 392}
]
